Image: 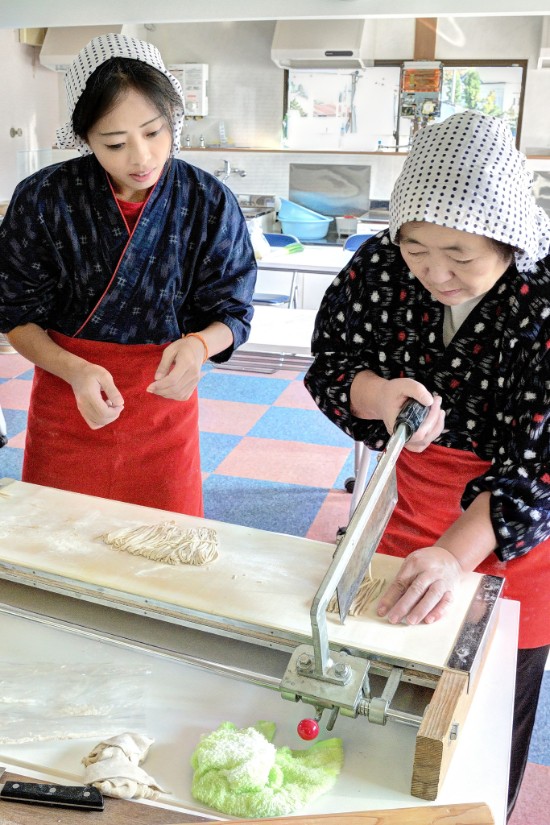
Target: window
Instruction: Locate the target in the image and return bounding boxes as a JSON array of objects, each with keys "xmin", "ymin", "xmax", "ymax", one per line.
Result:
[{"xmin": 284, "ymin": 61, "xmax": 526, "ymax": 152}]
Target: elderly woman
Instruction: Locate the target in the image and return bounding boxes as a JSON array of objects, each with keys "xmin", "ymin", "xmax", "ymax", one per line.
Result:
[{"xmin": 304, "ymin": 110, "xmax": 549, "ymax": 818}]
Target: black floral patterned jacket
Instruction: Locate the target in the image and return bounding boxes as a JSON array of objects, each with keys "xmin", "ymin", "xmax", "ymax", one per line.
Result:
[{"xmin": 304, "ymin": 230, "xmax": 550, "ymax": 560}]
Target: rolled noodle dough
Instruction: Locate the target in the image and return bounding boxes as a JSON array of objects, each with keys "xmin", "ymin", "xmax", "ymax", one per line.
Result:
[
  {"xmin": 327, "ymin": 563, "xmax": 386, "ymax": 617},
  {"xmin": 101, "ymin": 521, "xmax": 218, "ymax": 566}
]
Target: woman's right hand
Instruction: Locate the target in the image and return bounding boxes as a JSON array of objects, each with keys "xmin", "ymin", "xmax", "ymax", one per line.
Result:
[
  {"xmin": 69, "ymin": 363, "xmax": 125, "ymax": 430},
  {"xmin": 350, "ymin": 373, "xmax": 445, "ymax": 450},
  {"xmin": 4, "ymin": 324, "xmax": 124, "ymax": 430}
]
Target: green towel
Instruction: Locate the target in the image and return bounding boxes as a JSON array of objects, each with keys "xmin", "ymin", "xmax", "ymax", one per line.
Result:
[{"xmin": 190, "ymin": 720, "xmax": 343, "ymax": 818}]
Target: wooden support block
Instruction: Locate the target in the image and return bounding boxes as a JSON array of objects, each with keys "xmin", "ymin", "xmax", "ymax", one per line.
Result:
[
  {"xmin": 173, "ymin": 801, "xmax": 495, "ymax": 824},
  {"xmin": 411, "ymin": 669, "xmax": 471, "ymax": 801}
]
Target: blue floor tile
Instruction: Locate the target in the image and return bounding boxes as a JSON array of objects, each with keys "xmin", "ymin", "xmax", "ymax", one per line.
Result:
[
  {"xmin": 0, "ymin": 446, "xmax": 24, "ymax": 480},
  {"xmin": 334, "ymin": 447, "xmax": 379, "ymax": 491},
  {"xmin": 199, "ymin": 432, "xmax": 242, "ymax": 473},
  {"xmin": 17, "ymin": 369, "xmax": 35, "ymax": 380},
  {"xmin": 202, "ymin": 475, "xmax": 328, "ymax": 536},
  {"xmin": 529, "ymin": 670, "xmax": 550, "ymax": 766},
  {"xmin": 199, "ymin": 372, "xmax": 289, "ymax": 405},
  {"xmin": 335, "ymin": 450, "xmax": 358, "ymax": 491},
  {"xmin": 248, "ymin": 406, "xmax": 353, "ymax": 447},
  {"xmin": 3, "ymin": 408, "xmax": 28, "ymax": 438}
]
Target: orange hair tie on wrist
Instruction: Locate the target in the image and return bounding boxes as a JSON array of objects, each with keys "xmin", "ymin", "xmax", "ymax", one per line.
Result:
[{"xmin": 184, "ymin": 332, "xmax": 209, "ymax": 363}]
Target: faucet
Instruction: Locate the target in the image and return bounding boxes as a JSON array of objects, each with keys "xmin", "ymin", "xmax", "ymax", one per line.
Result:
[{"xmin": 215, "ymin": 159, "xmax": 246, "ymax": 183}]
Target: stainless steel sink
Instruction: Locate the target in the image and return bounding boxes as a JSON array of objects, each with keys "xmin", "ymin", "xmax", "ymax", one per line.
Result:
[{"xmin": 240, "ymin": 206, "xmax": 273, "ymax": 218}]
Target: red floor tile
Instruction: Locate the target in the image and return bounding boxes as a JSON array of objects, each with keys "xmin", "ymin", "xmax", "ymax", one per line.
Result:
[
  {"xmin": 306, "ymin": 488, "xmax": 351, "ymax": 544},
  {"xmin": 509, "ymin": 762, "xmax": 550, "ymax": 825},
  {"xmin": 0, "ymin": 378, "xmax": 33, "ymax": 409},
  {"xmin": 273, "ymin": 381, "xmax": 318, "ymax": 410},
  {"xmin": 7, "ymin": 429, "xmax": 26, "ymax": 448},
  {"xmin": 0, "ymin": 354, "xmax": 33, "ymax": 379},
  {"xmin": 214, "ymin": 436, "xmax": 350, "ymax": 488},
  {"xmin": 199, "ymin": 398, "xmax": 269, "ymax": 436}
]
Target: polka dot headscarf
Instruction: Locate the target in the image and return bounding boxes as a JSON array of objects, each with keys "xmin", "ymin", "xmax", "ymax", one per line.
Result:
[
  {"xmin": 389, "ymin": 110, "xmax": 550, "ymax": 273},
  {"xmin": 56, "ymin": 33, "xmax": 185, "ymax": 157}
]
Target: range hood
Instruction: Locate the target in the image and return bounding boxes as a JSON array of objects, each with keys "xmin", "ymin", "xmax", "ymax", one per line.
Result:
[
  {"xmin": 39, "ymin": 25, "xmax": 123, "ymax": 72},
  {"xmin": 271, "ymin": 19, "xmax": 375, "ymax": 71}
]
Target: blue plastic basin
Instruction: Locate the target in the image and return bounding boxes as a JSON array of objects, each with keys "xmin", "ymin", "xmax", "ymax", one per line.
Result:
[
  {"xmin": 278, "ymin": 197, "xmax": 328, "ymax": 220},
  {"xmin": 279, "ymin": 218, "xmax": 332, "ymax": 240},
  {"xmin": 278, "ymin": 198, "xmax": 332, "ymax": 240}
]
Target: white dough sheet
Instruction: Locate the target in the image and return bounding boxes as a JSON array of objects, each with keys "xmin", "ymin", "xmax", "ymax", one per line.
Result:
[{"xmin": 0, "ymin": 480, "xmax": 481, "ymax": 670}]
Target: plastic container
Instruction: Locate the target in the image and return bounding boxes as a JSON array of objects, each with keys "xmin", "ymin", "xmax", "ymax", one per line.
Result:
[
  {"xmin": 335, "ymin": 215, "xmax": 358, "ymax": 237},
  {"xmin": 278, "ymin": 218, "xmax": 331, "ymax": 240},
  {"xmin": 277, "ymin": 198, "xmax": 332, "ymax": 241}
]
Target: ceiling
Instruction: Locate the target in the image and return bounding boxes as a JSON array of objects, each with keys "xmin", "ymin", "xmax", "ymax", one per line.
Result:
[{"xmin": 2, "ymin": 0, "xmax": 548, "ymax": 29}]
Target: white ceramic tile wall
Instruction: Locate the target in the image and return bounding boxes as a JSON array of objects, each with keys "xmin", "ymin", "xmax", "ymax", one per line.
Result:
[
  {"xmin": 179, "ymin": 150, "xmax": 406, "ymax": 202},
  {"xmin": 149, "ymin": 21, "xmax": 283, "ymax": 152}
]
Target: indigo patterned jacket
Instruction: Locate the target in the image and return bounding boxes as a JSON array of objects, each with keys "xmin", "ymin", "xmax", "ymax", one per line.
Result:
[
  {"xmin": 0, "ymin": 155, "xmax": 256, "ymax": 361},
  {"xmin": 304, "ymin": 230, "xmax": 550, "ymax": 560}
]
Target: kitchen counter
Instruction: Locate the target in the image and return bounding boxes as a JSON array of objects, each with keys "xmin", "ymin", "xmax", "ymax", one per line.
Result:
[{"xmin": 257, "ymin": 244, "xmax": 353, "ymax": 274}]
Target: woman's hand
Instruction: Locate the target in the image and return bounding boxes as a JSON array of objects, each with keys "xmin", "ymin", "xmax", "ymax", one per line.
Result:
[
  {"xmin": 350, "ymin": 373, "xmax": 445, "ymax": 452},
  {"xmin": 404, "ymin": 393, "xmax": 445, "ymax": 452},
  {"xmin": 146, "ymin": 337, "xmax": 203, "ymax": 401},
  {"xmin": 376, "ymin": 546, "xmax": 463, "ymax": 625},
  {"xmin": 70, "ymin": 364, "xmax": 125, "ymax": 429}
]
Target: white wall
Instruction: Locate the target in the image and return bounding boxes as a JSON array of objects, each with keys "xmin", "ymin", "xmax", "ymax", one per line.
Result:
[
  {"xmin": 149, "ymin": 21, "xmax": 283, "ymax": 150},
  {"xmin": 2, "ymin": 16, "xmax": 550, "ymax": 202},
  {"xmin": 0, "ymin": 30, "xmax": 60, "ymax": 200}
]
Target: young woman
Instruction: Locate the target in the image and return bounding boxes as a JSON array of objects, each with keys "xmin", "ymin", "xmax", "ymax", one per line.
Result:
[
  {"xmin": 0, "ymin": 34, "xmax": 256, "ymax": 516},
  {"xmin": 304, "ymin": 110, "xmax": 550, "ymax": 818}
]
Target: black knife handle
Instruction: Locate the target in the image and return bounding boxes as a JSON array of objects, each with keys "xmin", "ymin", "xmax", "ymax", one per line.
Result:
[
  {"xmin": 394, "ymin": 398, "xmax": 430, "ymax": 439},
  {"xmin": 1, "ymin": 780, "xmax": 104, "ymax": 810}
]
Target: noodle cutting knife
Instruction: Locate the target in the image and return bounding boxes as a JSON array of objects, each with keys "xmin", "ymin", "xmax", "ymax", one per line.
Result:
[
  {"xmin": 0, "ymin": 767, "xmax": 104, "ymax": 810},
  {"xmin": 336, "ymin": 398, "xmax": 430, "ymax": 622}
]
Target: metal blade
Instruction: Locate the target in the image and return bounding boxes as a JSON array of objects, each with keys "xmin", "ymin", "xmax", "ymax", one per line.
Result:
[
  {"xmin": 336, "ymin": 429, "xmax": 403, "ymax": 621},
  {"xmin": 336, "ymin": 399, "xmax": 429, "ymax": 622}
]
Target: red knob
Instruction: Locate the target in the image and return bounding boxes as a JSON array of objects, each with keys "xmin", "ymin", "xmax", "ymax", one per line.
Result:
[{"xmin": 297, "ymin": 718, "xmax": 320, "ymax": 740}]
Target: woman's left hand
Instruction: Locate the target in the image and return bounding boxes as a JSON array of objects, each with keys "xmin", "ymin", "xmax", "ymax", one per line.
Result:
[
  {"xmin": 376, "ymin": 546, "xmax": 463, "ymax": 625},
  {"xmin": 146, "ymin": 338, "xmax": 203, "ymax": 400}
]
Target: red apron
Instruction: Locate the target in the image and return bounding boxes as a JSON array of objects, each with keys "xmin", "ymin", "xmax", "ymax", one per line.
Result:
[
  {"xmin": 378, "ymin": 443, "xmax": 550, "ymax": 649},
  {"xmin": 23, "ymin": 331, "xmax": 203, "ymax": 516}
]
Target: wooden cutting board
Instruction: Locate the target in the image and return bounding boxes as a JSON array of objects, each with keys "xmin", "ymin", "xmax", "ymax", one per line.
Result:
[
  {"xmin": 171, "ymin": 802, "xmax": 494, "ymax": 824},
  {"xmin": 0, "ymin": 770, "xmax": 493, "ymax": 825},
  {"xmin": 0, "ymin": 480, "xmax": 482, "ymax": 670}
]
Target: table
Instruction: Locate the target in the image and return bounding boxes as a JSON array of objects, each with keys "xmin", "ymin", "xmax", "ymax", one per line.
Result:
[
  {"xmin": 0, "ymin": 580, "xmax": 518, "ymax": 825},
  {"xmin": 229, "ymin": 244, "xmax": 353, "ymax": 371},
  {"xmin": 220, "ymin": 305, "xmax": 317, "ymax": 372},
  {"xmin": 255, "ymin": 244, "xmax": 354, "ymax": 318},
  {"xmin": 0, "ymin": 479, "xmax": 517, "ymax": 824}
]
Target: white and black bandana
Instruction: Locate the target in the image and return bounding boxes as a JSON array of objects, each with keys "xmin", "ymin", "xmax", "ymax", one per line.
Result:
[
  {"xmin": 389, "ymin": 110, "xmax": 550, "ymax": 273},
  {"xmin": 56, "ymin": 33, "xmax": 185, "ymax": 157}
]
